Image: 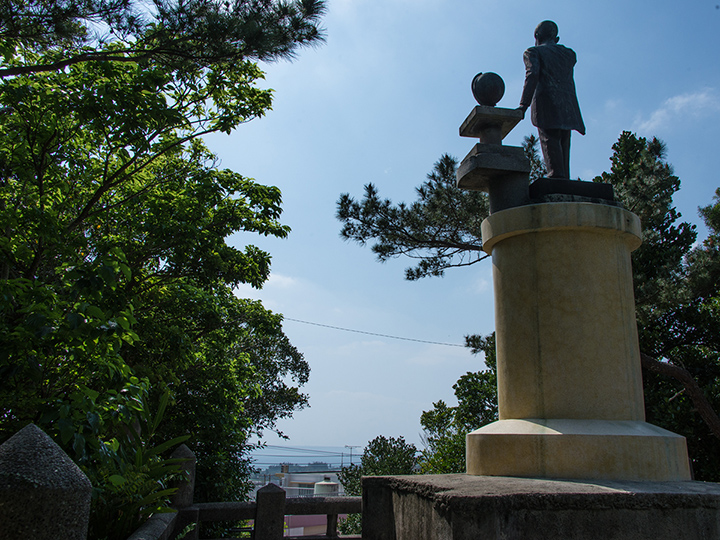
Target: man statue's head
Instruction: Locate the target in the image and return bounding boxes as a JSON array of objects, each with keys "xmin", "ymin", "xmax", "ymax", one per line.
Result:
[{"xmin": 534, "ymin": 20, "xmax": 559, "ymax": 46}]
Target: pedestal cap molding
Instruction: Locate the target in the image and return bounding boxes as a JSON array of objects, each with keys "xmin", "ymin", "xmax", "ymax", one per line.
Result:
[{"xmin": 481, "ymin": 202, "xmax": 642, "ymax": 255}]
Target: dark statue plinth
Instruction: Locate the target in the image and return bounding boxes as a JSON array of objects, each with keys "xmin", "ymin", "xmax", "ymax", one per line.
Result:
[
  {"xmin": 459, "ymin": 105, "xmax": 523, "ymax": 144},
  {"xmin": 530, "ymin": 178, "xmax": 615, "ymax": 202},
  {"xmin": 456, "ymin": 144, "xmax": 529, "ymax": 214}
]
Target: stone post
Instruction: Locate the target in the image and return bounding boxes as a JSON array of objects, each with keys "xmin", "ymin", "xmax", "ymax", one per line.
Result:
[
  {"xmin": 254, "ymin": 483, "xmax": 286, "ymax": 540},
  {"xmin": 170, "ymin": 444, "xmax": 196, "ymax": 508},
  {"xmin": 456, "ymin": 106, "xmax": 531, "ymax": 213},
  {"xmin": 171, "ymin": 444, "xmax": 199, "ymax": 540},
  {"xmin": 0, "ymin": 423, "xmax": 92, "ymax": 540}
]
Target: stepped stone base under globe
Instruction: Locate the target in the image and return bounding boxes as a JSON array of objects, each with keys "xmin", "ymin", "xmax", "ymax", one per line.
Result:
[
  {"xmin": 456, "ymin": 106, "xmax": 531, "ymax": 213},
  {"xmin": 456, "ymin": 144, "xmax": 530, "ymax": 213}
]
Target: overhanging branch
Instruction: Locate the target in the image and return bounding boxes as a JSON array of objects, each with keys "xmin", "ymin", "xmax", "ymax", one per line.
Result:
[{"xmin": 640, "ymin": 351, "xmax": 720, "ymax": 441}]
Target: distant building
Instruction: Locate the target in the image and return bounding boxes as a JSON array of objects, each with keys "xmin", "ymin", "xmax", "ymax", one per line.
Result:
[
  {"xmin": 275, "ymin": 466, "xmax": 342, "ymax": 498},
  {"xmin": 251, "ymin": 467, "xmax": 346, "ymax": 537},
  {"xmin": 251, "ymin": 464, "xmax": 344, "ymax": 499}
]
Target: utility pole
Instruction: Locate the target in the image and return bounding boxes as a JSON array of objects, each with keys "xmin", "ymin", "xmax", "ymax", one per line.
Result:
[{"xmin": 345, "ymin": 445, "xmax": 360, "ymax": 466}]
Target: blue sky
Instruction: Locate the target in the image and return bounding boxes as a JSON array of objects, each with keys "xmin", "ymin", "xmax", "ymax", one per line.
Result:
[{"xmin": 203, "ymin": 0, "xmax": 720, "ymax": 450}]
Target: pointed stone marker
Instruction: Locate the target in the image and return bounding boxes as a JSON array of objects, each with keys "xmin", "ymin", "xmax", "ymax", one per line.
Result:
[{"xmin": 0, "ymin": 424, "xmax": 92, "ymax": 540}]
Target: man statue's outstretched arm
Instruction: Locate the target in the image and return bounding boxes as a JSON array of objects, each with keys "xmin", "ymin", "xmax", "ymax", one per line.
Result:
[{"xmin": 519, "ymin": 48, "xmax": 539, "ymax": 112}]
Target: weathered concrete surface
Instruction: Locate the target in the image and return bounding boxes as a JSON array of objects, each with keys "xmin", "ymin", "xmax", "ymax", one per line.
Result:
[
  {"xmin": 126, "ymin": 512, "xmax": 178, "ymax": 540},
  {"xmin": 455, "ymin": 105, "xmax": 531, "ymax": 215},
  {"xmin": 363, "ymin": 474, "xmax": 720, "ymax": 540},
  {"xmin": 170, "ymin": 444, "xmax": 196, "ymax": 508},
  {"xmin": 456, "ymin": 144, "xmax": 530, "ymax": 190},
  {"xmin": 484, "ymin": 203, "xmax": 643, "ymax": 420},
  {"xmin": 0, "ymin": 423, "xmax": 92, "ymax": 540}
]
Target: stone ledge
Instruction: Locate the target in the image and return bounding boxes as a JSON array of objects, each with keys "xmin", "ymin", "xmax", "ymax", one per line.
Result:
[
  {"xmin": 362, "ymin": 474, "xmax": 720, "ymax": 540},
  {"xmin": 530, "ymin": 178, "xmax": 615, "ymax": 201}
]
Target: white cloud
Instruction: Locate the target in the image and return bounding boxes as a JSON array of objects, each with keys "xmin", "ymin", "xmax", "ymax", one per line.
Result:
[
  {"xmin": 471, "ymin": 271, "xmax": 492, "ymax": 294},
  {"xmin": 635, "ymin": 88, "xmax": 720, "ymax": 133},
  {"xmin": 604, "ymin": 98, "xmax": 623, "ymax": 112},
  {"xmin": 232, "ymin": 273, "xmax": 303, "ymax": 312},
  {"xmin": 234, "ymin": 272, "xmax": 300, "ymax": 297},
  {"xmin": 265, "ymin": 273, "xmax": 300, "ymax": 289}
]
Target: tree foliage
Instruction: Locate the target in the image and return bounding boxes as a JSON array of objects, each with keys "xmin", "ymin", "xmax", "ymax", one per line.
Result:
[
  {"xmin": 338, "ymin": 435, "xmax": 418, "ymax": 496},
  {"xmin": 337, "ymin": 154, "xmax": 488, "ymax": 280},
  {"xmin": 594, "ymin": 132, "xmax": 697, "ymax": 338},
  {"xmin": 0, "ymin": 3, "xmax": 322, "ymax": 537},
  {"xmin": 418, "ymin": 335, "xmax": 497, "ymax": 474},
  {"xmin": 337, "ymin": 435, "xmax": 417, "ymax": 535},
  {"xmin": 596, "ymin": 132, "xmax": 720, "ymax": 480},
  {"xmin": 337, "ymin": 136, "xmax": 544, "ymax": 280},
  {"xmin": 0, "ymin": 0, "xmax": 326, "ymax": 77}
]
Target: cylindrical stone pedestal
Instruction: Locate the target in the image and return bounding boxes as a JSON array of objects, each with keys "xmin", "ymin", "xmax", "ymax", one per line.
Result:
[{"xmin": 466, "ymin": 202, "xmax": 691, "ymax": 482}]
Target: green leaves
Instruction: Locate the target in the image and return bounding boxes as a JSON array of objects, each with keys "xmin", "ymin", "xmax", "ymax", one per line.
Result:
[
  {"xmin": 78, "ymin": 385, "xmax": 191, "ymax": 539},
  {"xmin": 1, "ymin": 4, "xmax": 315, "ymax": 536},
  {"xmin": 337, "ymin": 435, "xmax": 418, "ymax": 535},
  {"xmin": 336, "ymin": 135, "xmax": 543, "ymax": 280},
  {"xmin": 594, "ymin": 132, "xmax": 697, "ymax": 331},
  {"xmin": 338, "ymin": 435, "xmax": 418, "ymax": 497}
]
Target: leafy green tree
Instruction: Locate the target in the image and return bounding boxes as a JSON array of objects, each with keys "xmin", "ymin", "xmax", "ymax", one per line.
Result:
[
  {"xmin": 338, "ymin": 435, "xmax": 418, "ymax": 496},
  {"xmin": 337, "ymin": 154, "xmax": 488, "ymax": 281},
  {"xmin": 524, "ymin": 133, "xmax": 547, "ymax": 181},
  {"xmin": 0, "ymin": 2, "xmax": 322, "ymax": 536},
  {"xmin": 596, "ymin": 132, "xmax": 720, "ymax": 479},
  {"xmin": 594, "ymin": 132, "xmax": 697, "ymax": 342},
  {"xmin": 337, "ymin": 435, "xmax": 417, "ymax": 534},
  {"xmin": 154, "ymin": 293, "xmax": 309, "ymax": 503}
]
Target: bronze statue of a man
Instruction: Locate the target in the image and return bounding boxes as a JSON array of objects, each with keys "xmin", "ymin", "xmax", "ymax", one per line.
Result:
[{"xmin": 519, "ymin": 20, "xmax": 585, "ymax": 180}]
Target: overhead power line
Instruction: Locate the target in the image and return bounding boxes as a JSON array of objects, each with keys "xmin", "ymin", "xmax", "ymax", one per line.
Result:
[
  {"xmin": 283, "ymin": 317, "xmax": 465, "ymax": 348},
  {"xmin": 261, "ymin": 445, "xmax": 344, "ymax": 455}
]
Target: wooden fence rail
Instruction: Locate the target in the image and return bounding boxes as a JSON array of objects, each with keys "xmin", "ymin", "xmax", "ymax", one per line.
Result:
[
  {"xmin": 128, "ymin": 445, "xmax": 362, "ymax": 540},
  {"xmin": 190, "ymin": 490, "xmax": 362, "ymax": 539}
]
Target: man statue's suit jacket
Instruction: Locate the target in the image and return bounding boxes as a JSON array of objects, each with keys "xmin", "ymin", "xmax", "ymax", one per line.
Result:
[{"xmin": 519, "ymin": 43, "xmax": 586, "ymax": 135}]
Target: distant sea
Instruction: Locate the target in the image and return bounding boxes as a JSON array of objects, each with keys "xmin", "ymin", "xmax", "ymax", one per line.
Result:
[{"xmin": 248, "ymin": 445, "xmax": 359, "ymax": 469}]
